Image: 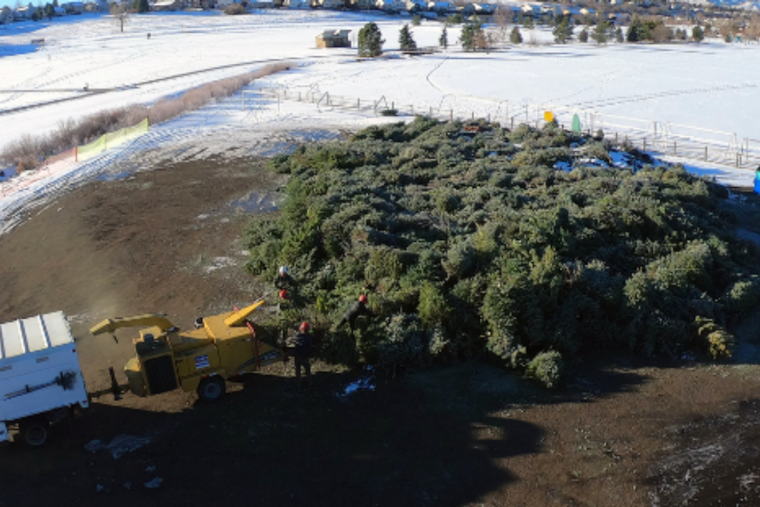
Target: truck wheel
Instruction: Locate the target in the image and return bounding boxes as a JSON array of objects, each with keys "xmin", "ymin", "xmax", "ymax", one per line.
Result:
[
  {"xmin": 18, "ymin": 417, "xmax": 50, "ymax": 447},
  {"xmin": 197, "ymin": 377, "xmax": 226, "ymax": 402}
]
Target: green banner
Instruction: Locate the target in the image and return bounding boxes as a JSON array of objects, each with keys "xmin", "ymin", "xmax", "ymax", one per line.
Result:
[
  {"xmin": 77, "ymin": 135, "xmax": 106, "ymax": 161},
  {"xmin": 78, "ymin": 118, "xmax": 149, "ymax": 161},
  {"xmin": 572, "ymin": 114, "xmax": 581, "ymax": 134}
]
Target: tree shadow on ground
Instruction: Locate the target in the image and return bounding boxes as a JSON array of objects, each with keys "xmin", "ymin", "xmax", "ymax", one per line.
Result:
[{"xmin": 0, "ymin": 366, "xmax": 546, "ymax": 507}]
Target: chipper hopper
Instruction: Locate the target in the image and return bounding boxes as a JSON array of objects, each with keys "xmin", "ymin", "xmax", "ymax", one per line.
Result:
[{"xmin": 90, "ymin": 300, "xmax": 282, "ymax": 402}]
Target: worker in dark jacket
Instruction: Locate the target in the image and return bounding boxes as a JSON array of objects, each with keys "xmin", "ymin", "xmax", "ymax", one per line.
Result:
[
  {"xmin": 273, "ymin": 265, "xmax": 299, "ymax": 308},
  {"xmin": 290, "ymin": 322, "xmax": 314, "ymax": 389},
  {"xmin": 274, "ymin": 265, "xmax": 297, "ymax": 291},
  {"xmin": 337, "ymin": 295, "xmax": 374, "ymax": 338}
]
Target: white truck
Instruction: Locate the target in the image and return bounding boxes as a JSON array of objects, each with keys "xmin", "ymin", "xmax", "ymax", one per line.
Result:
[{"xmin": 0, "ymin": 311, "xmax": 89, "ymax": 446}]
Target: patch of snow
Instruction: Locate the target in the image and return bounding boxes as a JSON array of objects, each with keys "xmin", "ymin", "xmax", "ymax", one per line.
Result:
[
  {"xmin": 144, "ymin": 477, "xmax": 163, "ymax": 489},
  {"xmin": 735, "ymin": 228, "xmax": 760, "ymax": 247},
  {"xmin": 84, "ymin": 439, "xmax": 103, "ymax": 453},
  {"xmin": 108, "ymin": 434, "xmax": 151, "ymax": 459},
  {"xmin": 83, "ymin": 434, "xmax": 151, "ymax": 459},
  {"xmin": 203, "ymin": 256, "xmax": 237, "ymax": 273},
  {"xmin": 609, "ymin": 150, "xmax": 634, "ymax": 169},
  {"xmin": 338, "ymin": 366, "xmax": 376, "ymax": 397}
]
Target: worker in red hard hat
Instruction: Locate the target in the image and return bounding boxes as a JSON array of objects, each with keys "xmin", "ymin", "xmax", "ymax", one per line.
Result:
[
  {"xmin": 337, "ymin": 295, "xmax": 375, "ymax": 338},
  {"xmin": 288, "ymin": 321, "xmax": 314, "ymax": 389}
]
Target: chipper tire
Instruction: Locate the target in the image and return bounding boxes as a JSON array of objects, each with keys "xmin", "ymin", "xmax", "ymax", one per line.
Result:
[
  {"xmin": 197, "ymin": 376, "xmax": 226, "ymax": 402},
  {"xmin": 18, "ymin": 417, "xmax": 50, "ymax": 447}
]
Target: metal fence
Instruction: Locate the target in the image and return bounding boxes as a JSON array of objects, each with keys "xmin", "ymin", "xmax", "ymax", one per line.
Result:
[{"xmin": 252, "ymin": 86, "xmax": 760, "ymax": 171}]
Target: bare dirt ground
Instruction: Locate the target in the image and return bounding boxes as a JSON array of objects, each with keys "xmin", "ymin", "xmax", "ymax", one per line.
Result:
[{"xmin": 2, "ymin": 157, "xmax": 760, "ymax": 507}]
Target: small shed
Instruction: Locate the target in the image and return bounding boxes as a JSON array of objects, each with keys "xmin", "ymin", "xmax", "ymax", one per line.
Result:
[{"xmin": 316, "ymin": 29, "xmax": 351, "ymax": 48}]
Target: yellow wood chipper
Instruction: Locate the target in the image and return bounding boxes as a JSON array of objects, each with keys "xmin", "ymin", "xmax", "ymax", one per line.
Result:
[{"xmin": 90, "ymin": 300, "xmax": 282, "ymax": 402}]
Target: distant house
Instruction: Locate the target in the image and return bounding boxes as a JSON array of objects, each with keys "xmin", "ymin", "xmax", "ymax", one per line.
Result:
[
  {"xmin": 62, "ymin": 2, "xmax": 85, "ymax": 13},
  {"xmin": 284, "ymin": 0, "xmax": 310, "ymax": 8},
  {"xmin": 473, "ymin": 3, "xmax": 495, "ymax": 14},
  {"xmin": 0, "ymin": 6, "xmax": 14, "ymax": 23},
  {"xmin": 404, "ymin": 0, "xmax": 426, "ymax": 11},
  {"xmin": 246, "ymin": 0, "xmax": 273, "ymax": 6},
  {"xmin": 316, "ymin": 29, "xmax": 351, "ymax": 48},
  {"xmin": 13, "ymin": 4, "xmax": 34, "ymax": 20},
  {"xmin": 427, "ymin": 1, "xmax": 453, "ymax": 13},
  {"xmin": 376, "ymin": 0, "xmax": 403, "ymax": 11},
  {"xmin": 153, "ymin": 0, "xmax": 183, "ymax": 10},
  {"xmin": 314, "ymin": 0, "xmax": 343, "ymax": 8},
  {"xmin": 519, "ymin": 3, "xmax": 543, "ymax": 17},
  {"xmin": 460, "ymin": 3, "xmax": 475, "ymax": 15},
  {"xmin": 345, "ymin": 0, "xmax": 373, "ymax": 9}
]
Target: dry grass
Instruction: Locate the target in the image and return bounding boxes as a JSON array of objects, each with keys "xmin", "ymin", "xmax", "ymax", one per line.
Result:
[
  {"xmin": 1, "ymin": 62, "xmax": 292, "ymax": 172},
  {"xmin": 223, "ymin": 3, "xmax": 247, "ymax": 15}
]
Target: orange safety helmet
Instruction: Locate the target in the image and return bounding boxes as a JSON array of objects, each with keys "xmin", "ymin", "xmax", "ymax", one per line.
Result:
[
  {"xmin": 299, "ymin": 322, "xmax": 310, "ymax": 333},
  {"xmin": 359, "ymin": 294, "xmax": 368, "ymax": 304},
  {"xmin": 279, "ymin": 289, "xmax": 289, "ymax": 300}
]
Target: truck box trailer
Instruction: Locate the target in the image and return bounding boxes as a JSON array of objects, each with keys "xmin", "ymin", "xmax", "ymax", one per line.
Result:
[{"xmin": 0, "ymin": 312, "xmax": 89, "ymax": 446}]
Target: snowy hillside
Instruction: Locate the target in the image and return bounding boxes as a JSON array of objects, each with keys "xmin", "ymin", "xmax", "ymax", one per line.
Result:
[{"xmin": 0, "ymin": 9, "xmax": 759, "ymax": 218}]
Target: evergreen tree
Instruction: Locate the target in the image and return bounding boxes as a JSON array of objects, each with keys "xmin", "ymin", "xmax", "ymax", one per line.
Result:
[
  {"xmin": 591, "ymin": 21, "xmax": 609, "ymax": 44},
  {"xmin": 358, "ymin": 22, "xmax": 384, "ymax": 57},
  {"xmin": 692, "ymin": 25, "xmax": 704, "ymax": 43},
  {"xmin": 579, "ymin": 27, "xmax": 588, "ymax": 42},
  {"xmin": 615, "ymin": 27, "xmax": 623, "ymax": 43},
  {"xmin": 399, "ymin": 24, "xmax": 417, "ymax": 52},
  {"xmin": 510, "ymin": 26, "xmax": 523, "ymax": 44},
  {"xmin": 460, "ymin": 22, "xmax": 483, "ymax": 51},
  {"xmin": 439, "ymin": 26, "xmax": 448, "ymax": 49},
  {"xmin": 44, "ymin": 2, "xmax": 54, "ymax": 19},
  {"xmin": 31, "ymin": 7, "xmax": 42, "ymax": 21},
  {"xmin": 552, "ymin": 15, "xmax": 573, "ymax": 43},
  {"xmin": 135, "ymin": 0, "xmax": 149, "ymax": 13},
  {"xmin": 523, "ymin": 15, "xmax": 533, "ymax": 30},
  {"xmin": 627, "ymin": 17, "xmax": 642, "ymax": 42}
]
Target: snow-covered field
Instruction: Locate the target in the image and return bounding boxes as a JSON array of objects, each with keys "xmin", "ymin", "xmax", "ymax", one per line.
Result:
[{"xmin": 1, "ymin": 10, "xmax": 759, "ymax": 230}]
